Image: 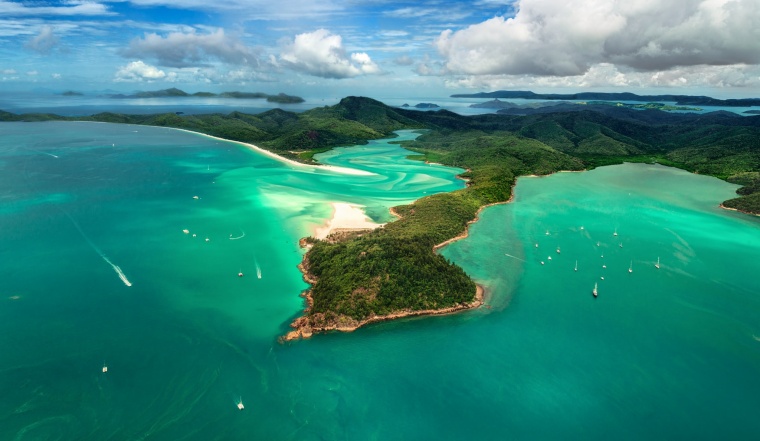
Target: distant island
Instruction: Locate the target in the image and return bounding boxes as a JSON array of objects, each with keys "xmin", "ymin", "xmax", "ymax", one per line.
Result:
[
  {"xmin": 61, "ymin": 91, "xmax": 83, "ymax": 96},
  {"xmin": 3, "ymin": 96, "xmax": 759, "ymax": 339},
  {"xmin": 400, "ymin": 103, "xmax": 440, "ymax": 109},
  {"xmin": 745, "ymin": 110, "xmax": 760, "ymax": 115},
  {"xmin": 469, "ymin": 99, "xmax": 517, "ymax": 109},
  {"xmin": 453, "ymin": 90, "xmax": 760, "ymax": 107},
  {"xmin": 107, "ymin": 88, "xmax": 304, "ymax": 103},
  {"xmin": 469, "ymin": 99, "xmax": 572, "ymax": 110},
  {"xmin": 582, "ymin": 101, "xmax": 702, "ymax": 112}
]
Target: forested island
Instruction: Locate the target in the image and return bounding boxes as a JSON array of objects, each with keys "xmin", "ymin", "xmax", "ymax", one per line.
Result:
[
  {"xmin": 3, "ymin": 97, "xmax": 759, "ymax": 338},
  {"xmin": 453, "ymin": 90, "xmax": 760, "ymax": 107},
  {"xmin": 105, "ymin": 88, "xmax": 304, "ymax": 103}
]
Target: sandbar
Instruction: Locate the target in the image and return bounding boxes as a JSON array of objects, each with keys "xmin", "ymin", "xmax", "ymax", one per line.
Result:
[{"xmin": 313, "ymin": 202, "xmax": 384, "ymax": 239}]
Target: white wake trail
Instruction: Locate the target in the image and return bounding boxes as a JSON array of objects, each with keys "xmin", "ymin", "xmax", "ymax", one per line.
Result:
[
  {"xmin": 64, "ymin": 212, "xmax": 133, "ymax": 287},
  {"xmin": 504, "ymin": 253, "xmax": 527, "ymax": 262},
  {"xmin": 229, "ymin": 230, "xmax": 246, "ymax": 240}
]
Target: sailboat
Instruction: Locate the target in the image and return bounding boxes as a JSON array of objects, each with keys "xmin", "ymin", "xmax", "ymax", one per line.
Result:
[
  {"xmin": 102, "ymin": 362, "xmax": 108, "ymax": 373},
  {"xmin": 592, "ymin": 282, "xmax": 598, "ymax": 298},
  {"xmin": 574, "ymin": 260, "xmax": 578, "ymax": 272},
  {"xmin": 655, "ymin": 257, "xmax": 660, "ymax": 269},
  {"xmin": 556, "ymin": 246, "xmax": 561, "ymax": 254},
  {"xmin": 237, "ymin": 397, "xmax": 244, "ymax": 410},
  {"xmin": 238, "ymin": 270, "xmax": 244, "ymax": 277},
  {"xmin": 628, "ymin": 261, "xmax": 633, "ymax": 273},
  {"xmin": 613, "ymin": 228, "xmax": 618, "ymax": 237}
]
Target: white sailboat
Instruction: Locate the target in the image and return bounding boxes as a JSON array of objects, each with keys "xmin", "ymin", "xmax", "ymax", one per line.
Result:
[
  {"xmin": 102, "ymin": 362, "xmax": 108, "ymax": 373},
  {"xmin": 574, "ymin": 260, "xmax": 578, "ymax": 272},
  {"xmin": 556, "ymin": 246, "xmax": 561, "ymax": 254},
  {"xmin": 613, "ymin": 228, "xmax": 618, "ymax": 237},
  {"xmin": 236, "ymin": 397, "xmax": 244, "ymax": 410},
  {"xmin": 628, "ymin": 261, "xmax": 633, "ymax": 273},
  {"xmin": 655, "ymin": 257, "xmax": 660, "ymax": 269},
  {"xmin": 592, "ymin": 282, "xmax": 598, "ymax": 298}
]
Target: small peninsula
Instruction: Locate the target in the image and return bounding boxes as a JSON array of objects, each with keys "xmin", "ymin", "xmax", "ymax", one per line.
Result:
[{"xmin": 3, "ymin": 96, "xmax": 760, "ymax": 339}]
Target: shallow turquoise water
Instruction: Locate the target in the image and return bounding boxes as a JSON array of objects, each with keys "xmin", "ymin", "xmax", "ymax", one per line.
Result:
[{"xmin": 1, "ymin": 122, "xmax": 759, "ymax": 440}]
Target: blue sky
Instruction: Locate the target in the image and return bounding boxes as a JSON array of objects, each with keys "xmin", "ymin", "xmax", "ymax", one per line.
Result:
[{"xmin": 2, "ymin": 0, "xmax": 759, "ymax": 98}]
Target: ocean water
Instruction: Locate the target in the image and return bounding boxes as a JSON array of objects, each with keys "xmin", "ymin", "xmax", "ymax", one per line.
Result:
[{"xmin": 1, "ymin": 123, "xmax": 759, "ymax": 440}]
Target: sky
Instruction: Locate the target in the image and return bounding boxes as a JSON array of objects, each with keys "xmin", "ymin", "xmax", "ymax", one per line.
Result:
[{"xmin": 2, "ymin": 0, "xmax": 760, "ymax": 98}]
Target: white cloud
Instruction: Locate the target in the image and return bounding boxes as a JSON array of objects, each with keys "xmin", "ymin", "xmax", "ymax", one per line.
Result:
[
  {"xmin": 436, "ymin": 0, "xmax": 760, "ymax": 77},
  {"xmin": 26, "ymin": 70, "xmax": 38, "ymax": 76},
  {"xmin": 0, "ymin": 1, "xmax": 113, "ymax": 16},
  {"xmin": 280, "ymin": 29, "xmax": 380, "ymax": 79},
  {"xmin": 51, "ymin": 73, "xmax": 62, "ymax": 79},
  {"xmin": 445, "ymin": 63, "xmax": 760, "ymax": 90},
  {"xmin": 1, "ymin": 68, "xmax": 16, "ymax": 75},
  {"xmin": 25, "ymin": 25, "xmax": 59, "ymax": 54},
  {"xmin": 122, "ymin": 29, "xmax": 259, "ymax": 68},
  {"xmin": 114, "ymin": 60, "xmax": 167, "ymax": 82},
  {"xmin": 116, "ymin": 0, "xmax": 342, "ymax": 20}
]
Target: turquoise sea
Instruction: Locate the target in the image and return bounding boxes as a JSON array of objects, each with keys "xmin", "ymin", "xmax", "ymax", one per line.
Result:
[{"xmin": 1, "ymin": 122, "xmax": 759, "ymax": 440}]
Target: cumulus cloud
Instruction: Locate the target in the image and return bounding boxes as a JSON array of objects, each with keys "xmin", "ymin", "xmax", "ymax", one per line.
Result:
[
  {"xmin": 25, "ymin": 25, "xmax": 59, "ymax": 54},
  {"xmin": 114, "ymin": 60, "xmax": 168, "ymax": 82},
  {"xmin": 122, "ymin": 29, "xmax": 258, "ymax": 68},
  {"xmin": 1, "ymin": 68, "xmax": 17, "ymax": 75},
  {"xmin": 445, "ymin": 63, "xmax": 760, "ymax": 89},
  {"xmin": 436, "ymin": 0, "xmax": 760, "ymax": 77},
  {"xmin": 280, "ymin": 29, "xmax": 380, "ymax": 79}
]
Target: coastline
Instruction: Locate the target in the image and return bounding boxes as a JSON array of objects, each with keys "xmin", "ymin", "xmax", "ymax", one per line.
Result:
[
  {"xmin": 282, "ymin": 266, "xmax": 485, "ymax": 342},
  {"xmin": 282, "ymin": 172, "xmax": 519, "ymax": 342},
  {"xmin": 719, "ymin": 203, "xmax": 760, "ymax": 217},
  {"xmin": 432, "ymin": 189, "xmax": 517, "ymax": 252},
  {"xmin": 169, "ymin": 127, "xmax": 377, "ymax": 176},
  {"xmin": 313, "ymin": 202, "xmax": 385, "ymax": 239}
]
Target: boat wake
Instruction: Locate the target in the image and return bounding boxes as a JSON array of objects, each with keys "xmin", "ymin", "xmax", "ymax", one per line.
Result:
[
  {"xmin": 101, "ymin": 255, "xmax": 133, "ymax": 287},
  {"xmin": 229, "ymin": 230, "xmax": 246, "ymax": 240},
  {"xmin": 28, "ymin": 148, "xmax": 59, "ymax": 158},
  {"xmin": 255, "ymin": 259, "xmax": 262, "ymax": 279},
  {"xmin": 504, "ymin": 253, "xmax": 527, "ymax": 262},
  {"xmin": 64, "ymin": 212, "xmax": 133, "ymax": 287},
  {"xmin": 753, "ymin": 335, "xmax": 760, "ymax": 342}
]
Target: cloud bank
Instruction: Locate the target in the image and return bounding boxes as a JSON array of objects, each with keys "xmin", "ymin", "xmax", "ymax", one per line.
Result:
[
  {"xmin": 123, "ymin": 29, "xmax": 258, "ymax": 68},
  {"xmin": 280, "ymin": 29, "xmax": 380, "ymax": 79},
  {"xmin": 436, "ymin": 0, "xmax": 760, "ymax": 77}
]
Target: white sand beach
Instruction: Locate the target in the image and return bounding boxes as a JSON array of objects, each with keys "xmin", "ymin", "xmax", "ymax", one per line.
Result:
[
  {"xmin": 313, "ymin": 202, "xmax": 384, "ymax": 239},
  {"xmin": 171, "ymin": 128, "xmax": 376, "ymax": 176}
]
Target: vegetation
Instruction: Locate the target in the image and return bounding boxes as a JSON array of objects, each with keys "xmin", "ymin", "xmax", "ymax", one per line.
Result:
[
  {"xmin": 584, "ymin": 101, "xmax": 702, "ymax": 112},
  {"xmin": 452, "ymin": 90, "xmax": 760, "ymax": 107},
  {"xmin": 106, "ymin": 88, "xmax": 304, "ymax": 103},
  {"xmin": 3, "ymin": 96, "xmax": 760, "ymax": 333}
]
